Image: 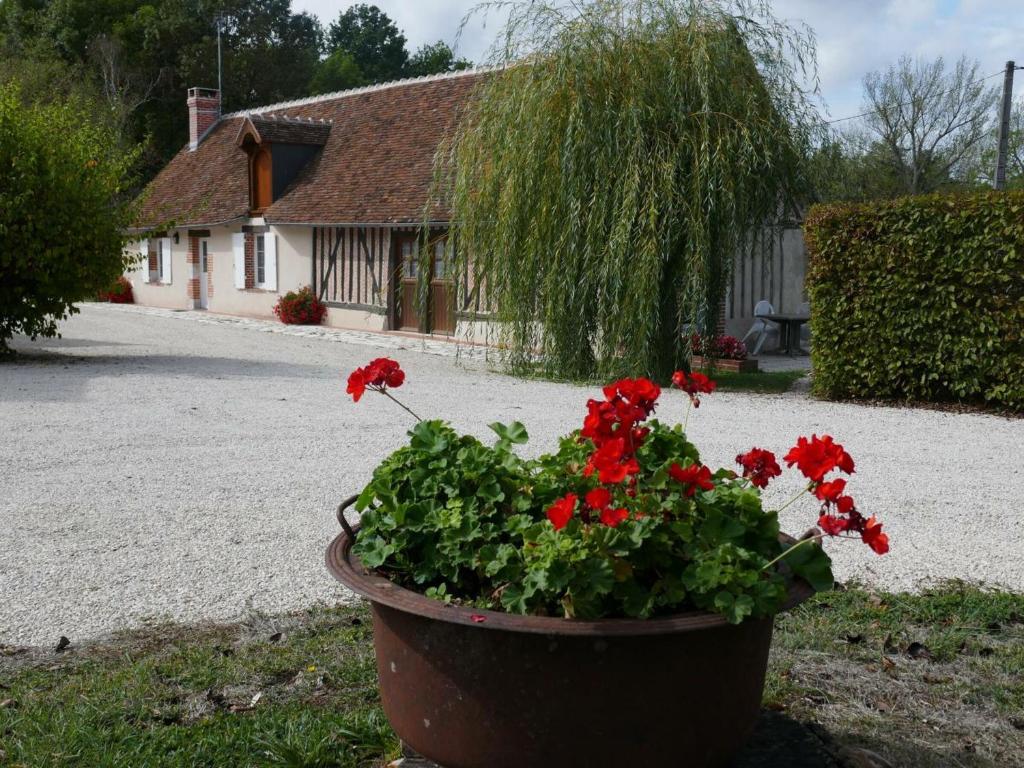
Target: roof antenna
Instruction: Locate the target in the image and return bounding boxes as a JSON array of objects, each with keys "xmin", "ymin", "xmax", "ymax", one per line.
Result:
[{"xmin": 215, "ymin": 13, "xmax": 226, "ymax": 99}]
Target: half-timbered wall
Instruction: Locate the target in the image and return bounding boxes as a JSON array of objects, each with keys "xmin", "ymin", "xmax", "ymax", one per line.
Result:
[
  {"xmin": 312, "ymin": 226, "xmax": 390, "ymax": 313},
  {"xmin": 725, "ymin": 224, "xmax": 807, "ymax": 340}
]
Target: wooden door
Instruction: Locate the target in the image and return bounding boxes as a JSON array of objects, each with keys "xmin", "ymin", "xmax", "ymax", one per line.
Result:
[
  {"xmin": 395, "ymin": 234, "xmax": 421, "ymax": 331},
  {"xmin": 429, "ymin": 236, "xmax": 454, "ymax": 335}
]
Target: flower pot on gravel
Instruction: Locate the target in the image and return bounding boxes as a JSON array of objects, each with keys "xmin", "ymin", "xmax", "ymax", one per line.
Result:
[
  {"xmin": 327, "ymin": 521, "xmax": 813, "ymax": 768},
  {"xmin": 331, "ymin": 359, "xmax": 890, "ymax": 768}
]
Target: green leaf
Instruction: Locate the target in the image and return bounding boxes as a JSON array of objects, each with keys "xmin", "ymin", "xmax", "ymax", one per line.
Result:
[
  {"xmin": 783, "ymin": 543, "xmax": 834, "ymax": 593},
  {"xmin": 489, "ymin": 421, "xmax": 530, "ymax": 450}
]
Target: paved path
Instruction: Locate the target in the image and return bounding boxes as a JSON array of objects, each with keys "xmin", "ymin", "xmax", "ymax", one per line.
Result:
[{"xmin": 1, "ymin": 304, "xmax": 1020, "ymax": 646}]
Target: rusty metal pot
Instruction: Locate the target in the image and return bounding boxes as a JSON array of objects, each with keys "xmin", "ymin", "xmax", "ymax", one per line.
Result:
[{"xmin": 326, "ymin": 502, "xmax": 814, "ymax": 768}]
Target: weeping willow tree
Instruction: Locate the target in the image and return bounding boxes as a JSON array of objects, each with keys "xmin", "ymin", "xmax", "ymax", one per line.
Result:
[{"xmin": 435, "ymin": 0, "xmax": 823, "ymax": 381}]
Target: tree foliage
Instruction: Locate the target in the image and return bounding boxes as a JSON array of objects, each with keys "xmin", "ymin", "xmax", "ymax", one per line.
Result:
[
  {"xmin": 326, "ymin": 2, "xmax": 407, "ymax": 83},
  {"xmin": 861, "ymin": 55, "xmax": 997, "ymax": 195},
  {"xmin": 0, "ymin": 84, "xmax": 138, "ymax": 351},
  {"xmin": 0, "ymin": 1, "xmax": 472, "ymax": 181},
  {"xmin": 407, "ymin": 41, "xmax": 472, "ymax": 78},
  {"xmin": 439, "ymin": 0, "xmax": 820, "ymax": 381},
  {"xmin": 810, "ymin": 55, "xmax": 1008, "ymax": 203}
]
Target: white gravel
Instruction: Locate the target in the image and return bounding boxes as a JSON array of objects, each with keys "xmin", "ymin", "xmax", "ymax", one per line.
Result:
[{"xmin": 1, "ymin": 303, "xmax": 1021, "ymax": 646}]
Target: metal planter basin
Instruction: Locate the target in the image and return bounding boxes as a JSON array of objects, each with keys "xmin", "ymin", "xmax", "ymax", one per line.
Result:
[{"xmin": 326, "ymin": 526, "xmax": 814, "ymax": 768}]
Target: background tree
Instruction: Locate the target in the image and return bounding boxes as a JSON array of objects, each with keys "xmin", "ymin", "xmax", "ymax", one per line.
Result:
[
  {"xmin": 0, "ymin": 84, "xmax": 138, "ymax": 352},
  {"xmin": 406, "ymin": 41, "xmax": 471, "ymax": 78},
  {"xmin": 310, "ymin": 48, "xmax": 364, "ymax": 95},
  {"xmin": 860, "ymin": 55, "xmax": 997, "ymax": 195},
  {"xmin": 441, "ymin": 0, "xmax": 821, "ymax": 381},
  {"xmin": 326, "ymin": 3, "xmax": 406, "ymax": 83}
]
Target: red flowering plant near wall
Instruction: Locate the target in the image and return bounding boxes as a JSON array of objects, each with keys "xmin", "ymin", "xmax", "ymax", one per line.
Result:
[
  {"xmin": 691, "ymin": 333, "xmax": 747, "ymax": 361},
  {"xmin": 344, "ymin": 360, "xmax": 887, "ymax": 623},
  {"xmin": 274, "ymin": 285, "xmax": 327, "ymax": 325}
]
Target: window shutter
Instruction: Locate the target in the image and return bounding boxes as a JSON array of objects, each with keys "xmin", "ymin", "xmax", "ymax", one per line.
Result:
[
  {"xmin": 160, "ymin": 238, "xmax": 173, "ymax": 284},
  {"xmin": 140, "ymin": 239, "xmax": 150, "ymax": 283},
  {"xmin": 264, "ymin": 232, "xmax": 278, "ymax": 291},
  {"xmin": 232, "ymin": 233, "xmax": 245, "ymax": 289}
]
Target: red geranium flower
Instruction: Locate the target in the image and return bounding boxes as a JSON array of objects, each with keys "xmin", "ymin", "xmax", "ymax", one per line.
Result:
[
  {"xmin": 783, "ymin": 434, "xmax": 855, "ymax": 483},
  {"xmin": 599, "ymin": 507, "xmax": 630, "ymax": 527},
  {"xmin": 346, "ymin": 368, "xmax": 368, "ymax": 402},
  {"xmin": 585, "ymin": 487, "xmax": 612, "ymax": 510},
  {"xmin": 814, "ymin": 478, "xmax": 847, "ymax": 504},
  {"xmin": 735, "ymin": 448, "xmax": 782, "ymax": 489},
  {"xmin": 668, "ymin": 462, "xmax": 714, "ymax": 497},
  {"xmin": 861, "ymin": 515, "xmax": 889, "ymax": 555},
  {"xmin": 345, "ymin": 358, "xmax": 406, "ymax": 402},
  {"xmin": 671, "ymin": 371, "xmax": 716, "ymax": 406},
  {"xmin": 546, "ymin": 493, "xmax": 578, "ymax": 531},
  {"xmin": 817, "ymin": 514, "xmax": 849, "ymax": 536}
]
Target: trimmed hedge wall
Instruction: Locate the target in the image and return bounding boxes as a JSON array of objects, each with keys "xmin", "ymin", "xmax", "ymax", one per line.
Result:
[{"xmin": 805, "ymin": 191, "xmax": 1024, "ymax": 410}]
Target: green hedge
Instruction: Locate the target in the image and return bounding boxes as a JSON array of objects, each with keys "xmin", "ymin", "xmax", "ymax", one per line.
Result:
[{"xmin": 805, "ymin": 191, "xmax": 1024, "ymax": 411}]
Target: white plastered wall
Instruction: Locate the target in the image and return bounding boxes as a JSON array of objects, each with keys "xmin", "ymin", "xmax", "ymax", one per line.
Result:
[{"xmin": 127, "ymin": 235, "xmax": 192, "ymax": 310}]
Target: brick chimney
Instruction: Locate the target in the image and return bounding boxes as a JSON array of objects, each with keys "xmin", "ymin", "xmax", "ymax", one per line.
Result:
[{"xmin": 187, "ymin": 87, "xmax": 221, "ymax": 150}]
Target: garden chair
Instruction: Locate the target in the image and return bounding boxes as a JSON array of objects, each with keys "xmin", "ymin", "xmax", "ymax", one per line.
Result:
[{"xmin": 741, "ymin": 300, "xmax": 780, "ymax": 355}]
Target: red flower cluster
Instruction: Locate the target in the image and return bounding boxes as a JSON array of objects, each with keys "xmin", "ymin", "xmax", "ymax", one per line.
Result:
[
  {"xmin": 669, "ymin": 462, "xmax": 714, "ymax": 497},
  {"xmin": 691, "ymin": 333, "xmax": 747, "ymax": 361},
  {"xmin": 783, "ymin": 434, "xmax": 854, "ymax": 483},
  {"xmin": 346, "ymin": 358, "xmax": 405, "ymax": 402},
  {"xmin": 671, "ymin": 370, "xmax": 716, "ymax": 407},
  {"xmin": 735, "ymin": 448, "xmax": 782, "ymax": 489},
  {"xmin": 274, "ymin": 285, "xmax": 328, "ymax": 325},
  {"xmin": 785, "ymin": 435, "xmax": 888, "ymax": 555},
  {"xmin": 581, "ymin": 377, "xmax": 660, "ymax": 487}
]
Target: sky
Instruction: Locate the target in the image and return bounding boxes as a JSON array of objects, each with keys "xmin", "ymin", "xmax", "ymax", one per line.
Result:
[{"xmin": 291, "ymin": 0, "xmax": 1022, "ymax": 121}]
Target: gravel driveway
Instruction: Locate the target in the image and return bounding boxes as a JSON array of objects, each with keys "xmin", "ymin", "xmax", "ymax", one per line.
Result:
[{"xmin": 2, "ymin": 304, "xmax": 1021, "ymax": 646}]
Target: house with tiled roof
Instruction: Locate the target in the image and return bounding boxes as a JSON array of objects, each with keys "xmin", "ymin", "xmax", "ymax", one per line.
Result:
[
  {"xmin": 130, "ymin": 67, "xmax": 810, "ymax": 343},
  {"xmin": 129, "ymin": 69, "xmax": 487, "ymax": 335}
]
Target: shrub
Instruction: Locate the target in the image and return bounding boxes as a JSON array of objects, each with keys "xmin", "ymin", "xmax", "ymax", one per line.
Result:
[
  {"xmin": 97, "ymin": 276, "xmax": 134, "ymax": 304},
  {"xmin": 806, "ymin": 191, "xmax": 1024, "ymax": 410},
  {"xmin": 0, "ymin": 84, "xmax": 138, "ymax": 352},
  {"xmin": 273, "ymin": 286, "xmax": 327, "ymax": 325},
  {"xmin": 691, "ymin": 333, "xmax": 747, "ymax": 361}
]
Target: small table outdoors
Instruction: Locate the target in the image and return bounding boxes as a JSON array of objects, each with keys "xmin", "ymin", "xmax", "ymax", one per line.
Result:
[{"xmin": 755, "ymin": 313, "xmax": 810, "ymax": 356}]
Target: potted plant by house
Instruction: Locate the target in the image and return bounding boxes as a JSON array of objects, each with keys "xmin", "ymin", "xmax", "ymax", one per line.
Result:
[
  {"xmin": 691, "ymin": 333, "xmax": 757, "ymax": 373},
  {"xmin": 327, "ymin": 358, "xmax": 888, "ymax": 768}
]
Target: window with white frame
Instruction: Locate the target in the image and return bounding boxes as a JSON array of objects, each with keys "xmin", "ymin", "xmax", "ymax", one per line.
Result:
[
  {"xmin": 156, "ymin": 238, "xmax": 172, "ymax": 284},
  {"xmin": 255, "ymin": 234, "xmax": 266, "ymax": 287}
]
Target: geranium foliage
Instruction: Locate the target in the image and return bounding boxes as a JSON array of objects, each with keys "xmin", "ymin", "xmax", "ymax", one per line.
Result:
[
  {"xmin": 347, "ymin": 358, "xmax": 887, "ymax": 624},
  {"xmin": 437, "ymin": 0, "xmax": 820, "ymax": 380}
]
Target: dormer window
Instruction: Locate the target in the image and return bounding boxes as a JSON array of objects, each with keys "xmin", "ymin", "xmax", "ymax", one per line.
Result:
[
  {"xmin": 252, "ymin": 147, "xmax": 272, "ymax": 212},
  {"xmin": 236, "ymin": 114, "xmax": 331, "ymax": 215}
]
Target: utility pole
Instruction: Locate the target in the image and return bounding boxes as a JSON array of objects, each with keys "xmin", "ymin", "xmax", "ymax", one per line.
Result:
[{"xmin": 994, "ymin": 60, "xmax": 1016, "ymax": 190}]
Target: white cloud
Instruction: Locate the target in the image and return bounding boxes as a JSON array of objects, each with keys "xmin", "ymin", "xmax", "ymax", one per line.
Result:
[{"xmin": 292, "ymin": 1, "xmax": 1023, "ymax": 120}]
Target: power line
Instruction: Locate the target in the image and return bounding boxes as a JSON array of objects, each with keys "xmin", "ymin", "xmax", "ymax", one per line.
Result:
[{"xmin": 824, "ymin": 67, "xmax": 1013, "ymax": 125}]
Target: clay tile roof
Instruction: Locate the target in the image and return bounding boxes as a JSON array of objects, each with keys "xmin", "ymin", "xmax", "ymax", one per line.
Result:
[
  {"xmin": 134, "ymin": 69, "xmax": 488, "ymax": 230},
  {"xmin": 242, "ymin": 115, "xmax": 332, "ymax": 146}
]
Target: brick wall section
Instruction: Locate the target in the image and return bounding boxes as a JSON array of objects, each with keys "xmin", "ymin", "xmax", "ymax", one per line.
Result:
[
  {"xmin": 207, "ymin": 249, "xmax": 214, "ymax": 298},
  {"xmin": 187, "ymin": 236, "xmax": 201, "ymax": 301},
  {"xmin": 187, "ymin": 88, "xmax": 220, "ymax": 150},
  {"xmin": 244, "ymin": 232, "xmax": 255, "ymax": 289}
]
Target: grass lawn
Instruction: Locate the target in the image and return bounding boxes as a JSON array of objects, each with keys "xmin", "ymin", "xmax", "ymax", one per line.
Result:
[
  {"xmin": 708, "ymin": 369, "xmax": 806, "ymax": 393},
  {"xmin": 1, "ymin": 584, "xmax": 1021, "ymax": 767}
]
